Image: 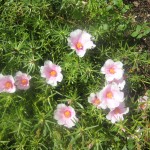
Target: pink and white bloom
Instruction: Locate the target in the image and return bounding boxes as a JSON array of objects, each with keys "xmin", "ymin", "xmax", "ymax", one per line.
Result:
[
  {"xmin": 88, "ymin": 92, "xmax": 106, "ymax": 109},
  {"xmin": 101, "ymin": 59, "xmax": 124, "ymax": 82},
  {"xmin": 106, "ymin": 103, "xmax": 129, "ymax": 123},
  {"xmin": 0, "ymin": 74, "xmax": 16, "ymax": 93},
  {"xmin": 107, "ymin": 77, "xmax": 126, "ymax": 90},
  {"xmin": 54, "ymin": 104, "xmax": 78, "ymax": 128},
  {"xmin": 40, "ymin": 60, "xmax": 63, "ymax": 86},
  {"xmin": 67, "ymin": 29, "xmax": 96, "ymax": 57},
  {"xmin": 99, "ymin": 84, "xmax": 124, "ymax": 109},
  {"xmin": 14, "ymin": 71, "xmax": 31, "ymax": 90}
]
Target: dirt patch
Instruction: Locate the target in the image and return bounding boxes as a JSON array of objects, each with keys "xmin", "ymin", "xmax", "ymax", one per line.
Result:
[{"xmin": 124, "ymin": 0, "xmax": 150, "ymax": 51}]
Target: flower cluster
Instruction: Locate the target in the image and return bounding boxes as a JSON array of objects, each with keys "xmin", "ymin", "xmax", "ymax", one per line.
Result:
[
  {"xmin": 88, "ymin": 59, "xmax": 129, "ymax": 123},
  {"xmin": 1, "ymin": 29, "xmax": 130, "ymax": 128},
  {"xmin": 52, "ymin": 32, "xmax": 129, "ymax": 126},
  {"xmin": 0, "ymin": 71, "xmax": 31, "ymax": 93}
]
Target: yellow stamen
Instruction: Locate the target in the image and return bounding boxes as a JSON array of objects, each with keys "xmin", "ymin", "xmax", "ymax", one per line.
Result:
[
  {"xmin": 5, "ymin": 82, "xmax": 12, "ymax": 89},
  {"xmin": 76, "ymin": 42, "xmax": 83, "ymax": 50},
  {"xmin": 109, "ymin": 68, "xmax": 115, "ymax": 74},
  {"xmin": 106, "ymin": 92, "xmax": 113, "ymax": 99},
  {"xmin": 21, "ymin": 79, "xmax": 28, "ymax": 85},
  {"xmin": 64, "ymin": 110, "xmax": 71, "ymax": 118},
  {"xmin": 114, "ymin": 107, "xmax": 121, "ymax": 114},
  {"xmin": 139, "ymin": 103, "xmax": 146, "ymax": 110},
  {"xmin": 94, "ymin": 98, "xmax": 101, "ymax": 105},
  {"xmin": 50, "ymin": 70, "xmax": 57, "ymax": 77}
]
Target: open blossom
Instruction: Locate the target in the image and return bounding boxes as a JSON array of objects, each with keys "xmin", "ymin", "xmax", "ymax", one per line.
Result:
[
  {"xmin": 40, "ymin": 60, "xmax": 63, "ymax": 86},
  {"xmin": 0, "ymin": 74, "xmax": 16, "ymax": 93},
  {"xmin": 107, "ymin": 77, "xmax": 126, "ymax": 90},
  {"xmin": 14, "ymin": 71, "xmax": 31, "ymax": 90},
  {"xmin": 106, "ymin": 103, "xmax": 129, "ymax": 124},
  {"xmin": 101, "ymin": 59, "xmax": 124, "ymax": 82},
  {"xmin": 67, "ymin": 29, "xmax": 96, "ymax": 57},
  {"xmin": 88, "ymin": 92, "xmax": 106, "ymax": 109},
  {"xmin": 99, "ymin": 84, "xmax": 124, "ymax": 109},
  {"xmin": 54, "ymin": 104, "xmax": 78, "ymax": 128}
]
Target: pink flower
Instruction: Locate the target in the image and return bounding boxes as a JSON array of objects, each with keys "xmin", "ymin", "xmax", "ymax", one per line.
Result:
[
  {"xmin": 107, "ymin": 77, "xmax": 126, "ymax": 90},
  {"xmin": 137, "ymin": 95, "xmax": 149, "ymax": 110},
  {"xmin": 138, "ymin": 96, "xmax": 148, "ymax": 103},
  {"xmin": 99, "ymin": 84, "xmax": 124, "ymax": 109},
  {"xmin": 0, "ymin": 74, "xmax": 16, "ymax": 93},
  {"xmin": 14, "ymin": 71, "xmax": 31, "ymax": 90},
  {"xmin": 40, "ymin": 60, "xmax": 63, "ymax": 86},
  {"xmin": 54, "ymin": 104, "xmax": 78, "ymax": 128},
  {"xmin": 106, "ymin": 103, "xmax": 129, "ymax": 123},
  {"xmin": 88, "ymin": 92, "xmax": 106, "ymax": 109},
  {"xmin": 67, "ymin": 29, "xmax": 96, "ymax": 57},
  {"xmin": 101, "ymin": 59, "xmax": 124, "ymax": 82}
]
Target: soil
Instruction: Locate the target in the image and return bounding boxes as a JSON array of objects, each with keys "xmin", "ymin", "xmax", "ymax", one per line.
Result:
[{"xmin": 124, "ymin": 0, "xmax": 150, "ymax": 51}]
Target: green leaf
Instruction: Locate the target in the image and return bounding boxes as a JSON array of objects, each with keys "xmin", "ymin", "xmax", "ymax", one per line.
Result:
[
  {"xmin": 122, "ymin": 145, "xmax": 128, "ymax": 150},
  {"xmin": 127, "ymin": 139, "xmax": 135, "ymax": 150},
  {"xmin": 136, "ymin": 25, "xmax": 142, "ymax": 33},
  {"xmin": 103, "ymin": 24, "xmax": 109, "ymax": 30},
  {"xmin": 131, "ymin": 25, "xmax": 142, "ymax": 37},
  {"xmin": 143, "ymin": 27, "xmax": 150, "ymax": 35},
  {"xmin": 137, "ymin": 34, "xmax": 143, "ymax": 39},
  {"xmin": 131, "ymin": 31, "xmax": 138, "ymax": 37}
]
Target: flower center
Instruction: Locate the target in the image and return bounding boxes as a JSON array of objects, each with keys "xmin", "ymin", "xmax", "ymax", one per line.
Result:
[
  {"xmin": 76, "ymin": 42, "xmax": 83, "ymax": 50},
  {"xmin": 139, "ymin": 103, "xmax": 147, "ymax": 110},
  {"xmin": 5, "ymin": 81, "xmax": 13, "ymax": 89},
  {"xmin": 64, "ymin": 110, "xmax": 71, "ymax": 118},
  {"xmin": 93, "ymin": 98, "xmax": 101, "ymax": 105},
  {"xmin": 106, "ymin": 92, "xmax": 113, "ymax": 99},
  {"xmin": 21, "ymin": 79, "xmax": 28, "ymax": 85},
  {"xmin": 50, "ymin": 70, "xmax": 57, "ymax": 77},
  {"xmin": 114, "ymin": 107, "xmax": 121, "ymax": 114},
  {"xmin": 109, "ymin": 68, "xmax": 115, "ymax": 74}
]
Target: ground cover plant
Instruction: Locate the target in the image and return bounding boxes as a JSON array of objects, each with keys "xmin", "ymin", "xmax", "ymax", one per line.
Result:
[{"xmin": 0, "ymin": 0, "xmax": 150, "ymax": 149}]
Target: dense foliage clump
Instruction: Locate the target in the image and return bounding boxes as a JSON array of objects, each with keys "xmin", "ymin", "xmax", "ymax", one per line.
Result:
[{"xmin": 0, "ymin": 0, "xmax": 149, "ymax": 149}]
